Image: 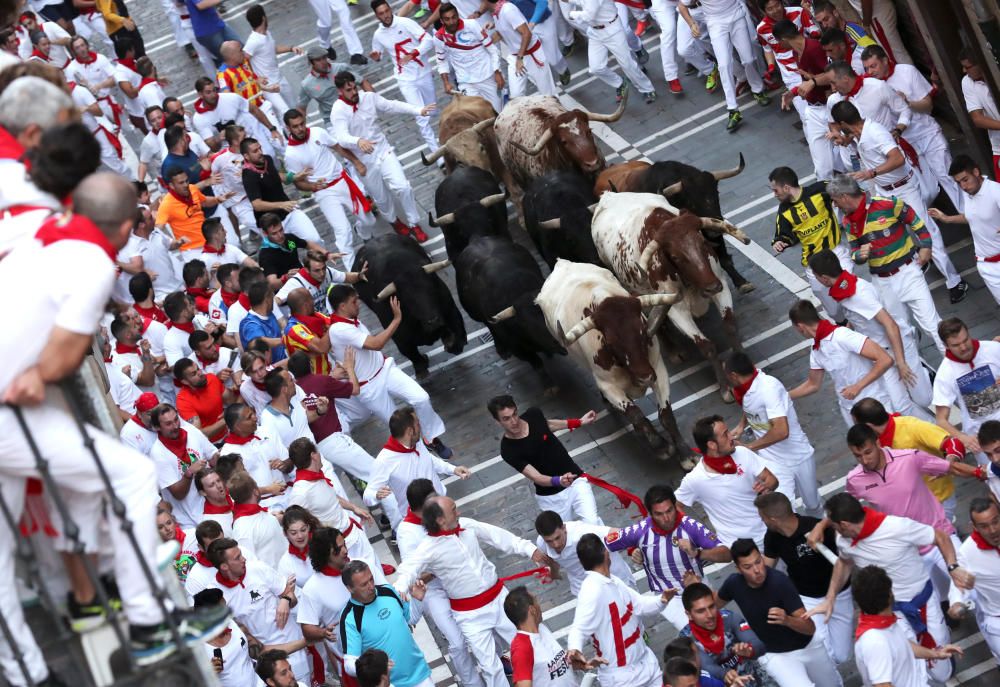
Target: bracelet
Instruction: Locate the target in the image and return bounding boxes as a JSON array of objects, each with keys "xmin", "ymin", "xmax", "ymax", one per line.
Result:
[
  {"xmin": 567, "ymin": 418, "xmax": 582, "ymax": 431},
  {"xmin": 550, "ymin": 475, "xmax": 563, "ymax": 487},
  {"xmin": 974, "ymin": 465, "xmax": 986, "ymax": 480},
  {"xmin": 279, "ymin": 594, "xmax": 292, "ymax": 603},
  {"xmin": 285, "ymin": 171, "xmax": 295, "ymax": 183}
]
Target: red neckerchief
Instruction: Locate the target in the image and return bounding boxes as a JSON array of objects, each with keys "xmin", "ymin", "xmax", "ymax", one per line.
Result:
[
  {"xmin": 649, "ymin": 507, "xmax": 685, "ymax": 536},
  {"xmin": 320, "ymin": 565, "xmax": 343, "ymax": 577},
  {"xmin": 115, "ymin": 341, "xmax": 139, "ymax": 355},
  {"xmin": 297, "ymin": 267, "xmax": 322, "ymax": 287},
  {"xmin": 701, "ymin": 453, "xmax": 738, "ymax": 475},
  {"xmin": 138, "ymin": 76, "xmax": 158, "ymax": 89},
  {"xmin": 193, "ymin": 98, "xmax": 215, "ymax": 114},
  {"xmin": 945, "ymin": 339, "xmax": 980, "ymax": 369},
  {"xmin": 215, "ymin": 570, "xmax": 245, "ymax": 588},
  {"xmin": 251, "ymin": 379, "xmax": 267, "ymax": 391},
  {"xmin": 338, "ymin": 95, "xmax": 358, "ymax": 113},
  {"xmin": 135, "ymin": 303, "xmax": 168, "ymax": 324},
  {"xmin": 294, "ymin": 469, "xmax": 334, "ymax": 487},
  {"xmin": 845, "ymin": 200, "xmax": 869, "ymax": 238},
  {"xmin": 201, "ymin": 243, "xmax": 225, "ymax": 254},
  {"xmin": 232, "ymin": 503, "xmax": 268, "ymax": 521},
  {"xmin": 971, "ymin": 530, "xmax": 1000, "ymax": 553},
  {"xmin": 238, "ymin": 293, "xmax": 251, "ymax": 310},
  {"xmin": 430, "ymin": 526, "xmax": 464, "ymax": 537},
  {"xmin": 118, "ymin": 56, "xmax": 138, "ymax": 72},
  {"xmin": 243, "ymin": 157, "xmax": 267, "ymax": 174},
  {"xmin": 103, "ymin": 356, "xmax": 114, "ymax": 363},
  {"xmin": 129, "ymin": 414, "xmax": 148, "ymax": 429},
  {"xmin": 293, "ymin": 312, "xmax": 329, "ymax": 337},
  {"xmin": 168, "ymin": 320, "xmax": 195, "ymax": 334},
  {"xmin": 689, "ymin": 613, "xmax": 726, "ymax": 655},
  {"xmin": 329, "ymin": 313, "xmax": 360, "ymax": 327},
  {"xmin": 402, "ymin": 508, "xmax": 422, "ymax": 525},
  {"xmin": 287, "ymin": 129, "xmax": 310, "ymax": 146},
  {"xmin": 196, "ymin": 551, "xmax": 212, "ymax": 567},
  {"xmin": 187, "ymin": 287, "xmax": 215, "ymax": 313},
  {"xmin": 35, "ymin": 214, "xmax": 118, "ymax": 262},
  {"xmin": 827, "ymin": 271, "xmax": 858, "ymax": 302},
  {"xmin": 204, "ymin": 497, "xmax": 234, "ymax": 514},
  {"xmin": 847, "ymin": 74, "xmax": 864, "ymax": 98},
  {"xmin": 855, "ymin": 613, "xmax": 896, "ymax": 639},
  {"xmin": 878, "ymin": 413, "xmax": 900, "ymax": 446},
  {"xmin": 219, "ymin": 288, "xmax": 240, "ymax": 307},
  {"xmin": 195, "ymin": 349, "xmax": 218, "ymax": 368},
  {"xmin": 77, "ymin": 50, "xmax": 98, "ymax": 64},
  {"xmin": 31, "ymin": 48, "xmax": 50, "ymax": 62},
  {"xmin": 732, "ymin": 369, "xmax": 758, "ymax": 406},
  {"xmin": 174, "ymin": 524, "xmax": 186, "ymax": 547},
  {"xmin": 812, "ymin": 319, "xmax": 839, "ymax": 350},
  {"xmin": 851, "ymin": 507, "xmax": 887, "ymax": 546},
  {"xmin": 384, "ymin": 436, "xmax": 418, "ymax": 454},
  {"xmin": 167, "ymin": 186, "xmax": 195, "ymax": 207},
  {"xmin": 224, "ymin": 433, "xmax": 259, "ymax": 446},
  {"xmin": 158, "ymin": 429, "xmax": 191, "ymax": 465},
  {"xmin": 0, "ymin": 125, "xmax": 26, "ymax": 162},
  {"xmin": 288, "ymin": 543, "xmax": 309, "ymax": 561}
]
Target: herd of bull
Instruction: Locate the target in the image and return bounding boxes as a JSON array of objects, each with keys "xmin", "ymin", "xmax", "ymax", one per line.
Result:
[{"xmin": 349, "ymin": 93, "xmax": 758, "ymax": 470}]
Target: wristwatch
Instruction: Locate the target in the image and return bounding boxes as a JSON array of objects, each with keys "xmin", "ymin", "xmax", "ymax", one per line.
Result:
[
  {"xmin": 947, "ymin": 563, "xmax": 960, "ymax": 572},
  {"xmin": 279, "ymin": 594, "xmax": 293, "ymax": 603}
]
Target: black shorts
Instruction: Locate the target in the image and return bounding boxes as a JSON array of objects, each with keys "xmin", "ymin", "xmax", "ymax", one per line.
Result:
[{"xmin": 38, "ymin": 1, "xmax": 77, "ymax": 24}]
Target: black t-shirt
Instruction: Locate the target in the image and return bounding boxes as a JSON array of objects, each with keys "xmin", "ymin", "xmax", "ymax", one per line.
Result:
[
  {"xmin": 242, "ymin": 154, "xmax": 290, "ymax": 222},
  {"xmin": 258, "ymin": 232, "xmax": 305, "ymax": 277},
  {"xmin": 718, "ymin": 568, "xmax": 810, "ymax": 653},
  {"xmin": 499, "ymin": 407, "xmax": 583, "ymax": 496},
  {"xmin": 763, "ymin": 516, "xmax": 847, "ymax": 599}
]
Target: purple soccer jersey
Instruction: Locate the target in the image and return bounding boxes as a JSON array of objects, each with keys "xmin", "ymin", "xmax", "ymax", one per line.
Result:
[{"xmin": 605, "ymin": 516, "xmax": 720, "ymax": 592}]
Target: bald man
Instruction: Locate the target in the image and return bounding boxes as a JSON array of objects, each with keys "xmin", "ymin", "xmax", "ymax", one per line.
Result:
[
  {"xmin": 282, "ymin": 287, "xmax": 332, "ymax": 375},
  {"xmin": 217, "ymin": 40, "xmax": 283, "ymax": 136}
]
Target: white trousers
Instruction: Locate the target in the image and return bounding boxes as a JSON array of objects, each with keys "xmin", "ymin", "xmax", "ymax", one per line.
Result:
[
  {"xmin": 757, "ymin": 632, "xmax": 843, "ymax": 687},
  {"xmin": 881, "ymin": 334, "xmax": 934, "ymax": 419},
  {"xmin": 615, "ymin": 4, "xmax": 644, "ymax": 52},
  {"xmin": 922, "ymin": 535, "xmax": 961, "ymax": 607},
  {"xmin": 263, "ymin": 84, "xmax": 294, "ymax": 129},
  {"xmin": 705, "ymin": 5, "xmax": 763, "ymax": 110},
  {"xmin": 361, "ymin": 148, "xmax": 420, "ymax": 226},
  {"xmin": 283, "ymin": 207, "xmax": 324, "ymax": 244},
  {"xmin": 596, "ymin": 646, "xmax": 662, "ymax": 687},
  {"xmin": 535, "ymin": 17, "xmax": 569, "ymax": 75},
  {"xmin": 231, "ymin": 198, "xmax": 260, "ymax": 236},
  {"xmin": 878, "ymin": 178, "xmax": 962, "ymax": 290},
  {"xmin": 764, "ymin": 457, "xmax": 822, "ymax": 516},
  {"xmin": 453, "ymin": 590, "xmax": 516, "ymax": 687},
  {"xmin": 585, "ymin": 23, "xmax": 654, "ymax": 94},
  {"xmin": 799, "ymin": 100, "xmax": 837, "ymax": 182},
  {"xmin": 805, "ymin": 241, "xmax": 853, "ymax": 323},
  {"xmin": 802, "ymin": 588, "xmax": 855, "ymax": 665},
  {"xmin": 336, "ymin": 358, "xmax": 446, "ymax": 441},
  {"xmin": 418, "ymin": 586, "xmax": 485, "ymax": 687},
  {"xmin": 676, "ymin": 7, "xmax": 715, "ymax": 76},
  {"xmin": 95, "ymin": 127, "xmax": 135, "ymax": 180},
  {"xmin": 457, "ymin": 77, "xmax": 502, "ymax": 113},
  {"xmin": 893, "ymin": 582, "xmax": 952, "ymax": 682},
  {"xmin": 974, "ymin": 607, "xmax": 1000, "ymax": 664},
  {"xmin": 73, "ymin": 12, "xmax": 113, "ymax": 52},
  {"xmin": 344, "ymin": 519, "xmax": 387, "ymax": 585},
  {"xmin": 160, "ymin": 0, "xmax": 191, "ymax": 46},
  {"xmin": 649, "ymin": 0, "xmax": 679, "ymax": 81},
  {"xmin": 914, "ymin": 138, "xmax": 964, "ymax": 212},
  {"xmin": 506, "ymin": 51, "xmax": 558, "ymax": 98},
  {"xmin": 314, "ymin": 178, "xmax": 376, "ymax": 270},
  {"xmin": 316, "ymin": 431, "xmax": 400, "ymax": 526},
  {"xmin": 398, "ymin": 76, "xmax": 441, "ymax": 155},
  {"xmin": 978, "ymin": 259, "xmax": 1000, "ymax": 306},
  {"xmin": 534, "ymin": 477, "xmax": 603, "ymax": 526},
  {"xmin": 850, "ymin": 0, "xmax": 912, "ymax": 64},
  {"xmin": 308, "ymin": 0, "xmax": 363, "ymax": 55},
  {"xmin": 870, "ymin": 260, "xmax": 944, "ymax": 353}
]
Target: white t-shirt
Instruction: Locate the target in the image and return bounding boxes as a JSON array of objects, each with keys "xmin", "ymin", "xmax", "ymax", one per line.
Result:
[
  {"xmin": 275, "ymin": 266, "xmax": 347, "ymax": 315},
  {"xmin": 118, "ymin": 230, "xmax": 183, "ymax": 296},
  {"xmin": 836, "ymin": 277, "xmax": 915, "ymax": 350},
  {"xmin": 284, "ymin": 127, "xmax": 347, "ymax": 188},
  {"xmin": 328, "ymin": 319, "xmax": 384, "ymax": 380},
  {"xmin": 139, "ymin": 130, "xmax": 164, "ymax": 182},
  {"xmin": 137, "ymin": 81, "xmax": 167, "ymax": 115},
  {"xmin": 535, "ymin": 520, "xmax": 632, "ymax": 596},
  {"xmin": 493, "ymin": 2, "xmax": 539, "ymax": 54},
  {"xmin": 202, "ymin": 622, "xmax": 265, "ymax": 687},
  {"xmin": 835, "ymin": 514, "xmax": 934, "ymax": 600},
  {"xmin": 243, "ymin": 29, "xmax": 282, "ymax": 84},
  {"xmin": 740, "ymin": 370, "xmax": 814, "ymax": 466},
  {"xmin": 105, "ymin": 361, "xmax": 142, "ymax": 414},
  {"xmin": 363, "ymin": 442, "xmax": 456, "ymax": 517},
  {"xmin": 184, "ymin": 243, "xmax": 248, "ymax": 267},
  {"xmin": 963, "ymin": 74, "xmax": 1000, "ymax": 154},
  {"xmin": 297, "ymin": 568, "xmax": 351, "ymax": 660},
  {"xmin": 884, "ymin": 64, "xmax": 943, "ymax": 154},
  {"xmin": 371, "ymin": 16, "xmax": 433, "ymax": 82},
  {"xmin": 231, "ymin": 510, "xmax": 286, "ymax": 569},
  {"xmin": 66, "ymin": 53, "xmax": 116, "ymax": 100},
  {"xmin": 433, "ymin": 18, "xmax": 498, "ymax": 84},
  {"xmin": 210, "ymin": 148, "xmax": 248, "ymax": 206},
  {"xmin": 810, "ymin": 326, "xmax": 886, "ymax": 401},
  {"xmin": 674, "ymin": 446, "xmax": 769, "ymax": 546},
  {"xmin": 510, "ymin": 624, "xmax": 576, "ymax": 687},
  {"xmin": 149, "ymin": 425, "xmax": 217, "ymax": 529},
  {"xmin": 858, "ymin": 119, "xmax": 910, "ymax": 188},
  {"xmin": 932, "ymin": 339, "xmax": 1000, "ymax": 436},
  {"xmin": 119, "ymin": 416, "xmax": 158, "ymax": 455},
  {"xmin": 114, "ymin": 63, "xmax": 144, "ymax": 118},
  {"xmin": 192, "ymin": 93, "xmax": 256, "ymax": 143},
  {"xmin": 964, "ymin": 178, "xmax": 1000, "ymax": 260},
  {"xmin": 40, "ymin": 21, "xmax": 71, "ymax": 67},
  {"xmin": 219, "ymin": 426, "xmax": 289, "ymax": 505},
  {"xmin": 855, "ymin": 621, "xmax": 927, "ymax": 687},
  {"xmin": 952, "ymin": 534, "xmax": 1000, "ymax": 618},
  {"xmin": 215, "ymin": 559, "xmax": 303, "ymax": 649}
]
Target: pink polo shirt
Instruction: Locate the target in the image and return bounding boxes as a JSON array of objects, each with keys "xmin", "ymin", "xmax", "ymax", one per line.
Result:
[{"xmin": 846, "ymin": 447, "xmax": 954, "ymax": 552}]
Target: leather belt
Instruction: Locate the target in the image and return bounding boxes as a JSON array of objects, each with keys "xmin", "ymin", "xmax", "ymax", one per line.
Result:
[
  {"xmin": 875, "ymin": 257, "xmax": 914, "ymax": 278},
  {"xmin": 878, "ymin": 171, "xmax": 913, "ymax": 191}
]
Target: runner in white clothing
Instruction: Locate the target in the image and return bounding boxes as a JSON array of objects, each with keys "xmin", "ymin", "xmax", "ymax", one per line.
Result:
[
  {"xmin": 370, "ymin": 0, "xmax": 441, "ymax": 154},
  {"xmin": 533, "ymin": 512, "xmax": 635, "ymax": 595},
  {"xmin": 308, "ymin": 0, "xmax": 366, "ymax": 63},
  {"xmin": 192, "ymin": 79, "xmax": 281, "ymax": 158},
  {"xmin": 329, "ymin": 72, "xmax": 434, "ymax": 242},
  {"xmin": 947, "ymin": 497, "xmax": 1000, "ymax": 663},
  {"xmin": 148, "ymin": 404, "xmax": 218, "ymax": 529},
  {"xmin": 68, "ymin": 81, "xmax": 132, "ymax": 180},
  {"xmin": 244, "ymin": 5, "xmax": 302, "ymax": 118},
  {"xmin": 434, "ymin": 5, "xmax": 504, "ymax": 112},
  {"xmin": 228, "ymin": 471, "xmax": 288, "ymax": 569},
  {"xmin": 210, "ymin": 125, "xmax": 259, "ymax": 237},
  {"xmin": 505, "ymin": 587, "xmax": 578, "ymax": 687},
  {"xmin": 66, "ymin": 36, "xmax": 122, "ymax": 127},
  {"xmin": 724, "ymin": 352, "xmax": 822, "ymax": 516}
]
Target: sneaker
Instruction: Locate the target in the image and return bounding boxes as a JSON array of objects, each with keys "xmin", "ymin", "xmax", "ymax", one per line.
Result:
[
  {"xmin": 67, "ymin": 593, "xmax": 108, "ymax": 632},
  {"xmin": 326, "ymin": 47, "xmax": 338, "ymax": 61},
  {"xmin": 684, "ymin": 63, "xmax": 698, "ymax": 76},
  {"xmin": 726, "ymin": 110, "xmax": 743, "ymax": 133},
  {"xmin": 559, "ymin": 69, "xmax": 571, "ymax": 86},
  {"xmin": 615, "ymin": 81, "xmax": 629, "ymax": 103},
  {"xmin": 183, "ymin": 44, "xmax": 198, "ymax": 60},
  {"xmin": 413, "ymin": 7, "xmax": 429, "ymax": 18},
  {"xmin": 409, "ymin": 224, "xmax": 430, "ymax": 242},
  {"xmin": 752, "ymin": 91, "xmax": 772, "ymax": 106},
  {"xmin": 634, "ymin": 47, "xmax": 650, "ymax": 65},
  {"xmin": 949, "ymin": 279, "xmax": 969, "ymax": 304},
  {"xmin": 705, "ymin": 67, "xmax": 719, "ymax": 93},
  {"xmin": 643, "ymin": 91, "xmax": 656, "ymax": 104},
  {"xmin": 347, "ymin": 0, "xmax": 358, "ymax": 4},
  {"xmin": 391, "ymin": 219, "xmax": 411, "ymax": 238},
  {"xmin": 634, "ymin": 20, "xmax": 649, "ymax": 37},
  {"xmin": 668, "ymin": 79, "xmax": 683, "ymax": 94},
  {"xmin": 735, "ymin": 79, "xmax": 749, "ymax": 96},
  {"xmin": 560, "ymin": 42, "xmax": 574, "ymax": 58},
  {"xmin": 378, "ymin": 513, "xmax": 391, "ymax": 530},
  {"xmin": 430, "ymin": 437, "xmax": 453, "ymax": 460},
  {"xmin": 350, "ymin": 53, "xmax": 368, "ymax": 65},
  {"xmin": 130, "ymin": 605, "xmax": 232, "ymax": 667}
]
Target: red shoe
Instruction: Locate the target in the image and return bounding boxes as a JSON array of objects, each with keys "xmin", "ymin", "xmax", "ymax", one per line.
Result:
[
  {"xmin": 668, "ymin": 79, "xmax": 683, "ymax": 94},
  {"xmin": 381, "ymin": 563, "xmax": 397, "ymax": 576},
  {"xmin": 409, "ymin": 224, "xmax": 430, "ymax": 242},
  {"xmin": 634, "ymin": 20, "xmax": 649, "ymax": 37},
  {"xmin": 391, "ymin": 219, "xmax": 411, "ymax": 238}
]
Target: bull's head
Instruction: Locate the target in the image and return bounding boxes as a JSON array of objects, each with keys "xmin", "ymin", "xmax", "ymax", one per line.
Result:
[
  {"xmin": 375, "ymin": 259, "xmax": 452, "ymax": 333},
  {"xmin": 510, "ymin": 92, "xmax": 628, "ymax": 175},
  {"xmin": 660, "ymin": 153, "xmax": 746, "ymax": 219},
  {"xmin": 427, "ymin": 191, "xmax": 507, "ymax": 227},
  {"xmin": 558, "ymin": 293, "xmax": 674, "ymax": 384},
  {"xmin": 422, "ymin": 117, "xmax": 497, "ymax": 168},
  {"xmin": 488, "ymin": 291, "xmax": 566, "ymax": 356}
]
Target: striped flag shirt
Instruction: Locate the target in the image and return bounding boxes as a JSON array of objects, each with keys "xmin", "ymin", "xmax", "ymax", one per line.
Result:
[{"xmin": 605, "ymin": 515, "xmax": 721, "ymax": 592}]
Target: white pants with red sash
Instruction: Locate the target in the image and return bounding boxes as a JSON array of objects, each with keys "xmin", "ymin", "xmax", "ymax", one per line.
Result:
[
  {"xmin": 415, "ymin": 583, "xmax": 485, "ymax": 687},
  {"xmin": 506, "ymin": 41, "xmax": 558, "ymax": 99},
  {"xmin": 978, "ymin": 258, "xmax": 1000, "ymax": 306},
  {"xmin": 458, "ymin": 76, "xmax": 503, "ymax": 114},
  {"xmin": 535, "ymin": 477, "xmax": 602, "ymax": 526},
  {"xmin": 358, "ymin": 148, "xmax": 421, "ymax": 226},
  {"xmin": 585, "ymin": 21, "xmax": 655, "ymax": 94},
  {"xmin": 314, "ymin": 171, "xmax": 376, "ymax": 271},
  {"xmin": 449, "ymin": 583, "xmax": 516, "ymax": 687}
]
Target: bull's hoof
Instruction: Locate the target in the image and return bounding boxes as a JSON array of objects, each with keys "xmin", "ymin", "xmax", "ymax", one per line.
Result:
[
  {"xmin": 719, "ymin": 388, "xmax": 735, "ymax": 403},
  {"xmin": 679, "ymin": 453, "xmax": 699, "ymax": 472},
  {"xmin": 737, "ymin": 281, "xmax": 756, "ymax": 294}
]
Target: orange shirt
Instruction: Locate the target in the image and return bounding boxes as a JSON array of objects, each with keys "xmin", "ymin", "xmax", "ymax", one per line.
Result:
[
  {"xmin": 176, "ymin": 373, "xmax": 226, "ymax": 442},
  {"xmin": 156, "ymin": 186, "xmax": 207, "ymax": 251}
]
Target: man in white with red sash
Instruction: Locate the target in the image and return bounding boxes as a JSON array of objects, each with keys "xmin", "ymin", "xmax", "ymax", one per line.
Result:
[
  {"xmin": 219, "ymin": 403, "xmax": 291, "ymax": 508},
  {"xmin": 67, "ymin": 79, "xmax": 133, "ymax": 180},
  {"xmin": 948, "ymin": 497, "xmax": 1000, "ymax": 663},
  {"xmin": 433, "ymin": 3, "xmax": 503, "ymax": 112},
  {"xmin": 283, "ymin": 110, "xmax": 375, "ymax": 271},
  {"xmin": 149, "ymin": 404, "xmax": 218, "ymax": 529},
  {"xmin": 228, "ymin": 470, "xmax": 286, "ymax": 569},
  {"xmin": 486, "ymin": 0, "xmax": 559, "ymax": 98},
  {"xmin": 393, "ymin": 495, "xmax": 550, "ymax": 687},
  {"xmin": 567, "ymin": 533, "xmax": 671, "ymax": 687},
  {"xmin": 67, "ymin": 36, "xmax": 122, "ymax": 128}
]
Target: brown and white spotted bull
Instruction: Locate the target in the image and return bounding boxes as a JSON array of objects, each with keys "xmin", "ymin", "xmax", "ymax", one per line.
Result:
[
  {"xmin": 534, "ymin": 259, "xmax": 695, "ymax": 468},
  {"xmin": 493, "ymin": 93, "xmax": 626, "ymax": 191},
  {"xmin": 590, "ymin": 191, "xmax": 750, "ymax": 402}
]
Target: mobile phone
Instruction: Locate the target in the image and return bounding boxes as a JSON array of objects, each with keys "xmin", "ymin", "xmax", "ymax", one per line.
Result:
[
  {"xmin": 227, "ymin": 350, "xmax": 239, "ymax": 369},
  {"xmin": 302, "ymin": 394, "xmax": 319, "ymax": 409},
  {"xmin": 213, "ymin": 647, "xmax": 224, "ymax": 670}
]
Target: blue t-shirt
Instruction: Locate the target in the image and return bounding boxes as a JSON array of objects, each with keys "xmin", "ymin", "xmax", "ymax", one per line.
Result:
[
  {"xmin": 239, "ymin": 310, "xmax": 286, "ymax": 361},
  {"xmin": 341, "ymin": 587, "xmax": 430, "ymax": 687},
  {"xmin": 162, "ymin": 150, "xmax": 203, "ymax": 186},
  {"xmin": 184, "ymin": 0, "xmax": 225, "ymax": 37}
]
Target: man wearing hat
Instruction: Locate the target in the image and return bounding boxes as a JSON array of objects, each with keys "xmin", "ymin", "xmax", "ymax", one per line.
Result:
[
  {"xmin": 120, "ymin": 392, "xmax": 163, "ymax": 455},
  {"xmin": 298, "ymin": 46, "xmax": 371, "ymax": 127}
]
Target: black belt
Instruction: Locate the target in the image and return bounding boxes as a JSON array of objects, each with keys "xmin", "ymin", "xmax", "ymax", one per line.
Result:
[
  {"xmin": 878, "ymin": 171, "xmax": 913, "ymax": 191},
  {"xmin": 874, "ymin": 257, "xmax": 914, "ymax": 278}
]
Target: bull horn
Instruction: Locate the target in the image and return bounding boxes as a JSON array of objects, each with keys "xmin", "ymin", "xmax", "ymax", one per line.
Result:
[
  {"xmin": 488, "ymin": 306, "xmax": 516, "ymax": 324},
  {"xmin": 376, "ymin": 282, "xmax": 397, "ymax": 301},
  {"xmin": 561, "ymin": 316, "xmax": 597, "ymax": 346},
  {"xmin": 638, "ymin": 239, "xmax": 660, "ymax": 275},
  {"xmin": 661, "ymin": 181, "xmax": 683, "ymax": 196},
  {"xmin": 585, "ymin": 88, "xmax": 628, "ymax": 123},
  {"xmin": 427, "ymin": 210, "xmax": 455, "ymax": 227},
  {"xmin": 537, "ymin": 217, "xmax": 561, "ymax": 229},
  {"xmin": 700, "ymin": 218, "xmax": 750, "ymax": 245},
  {"xmin": 472, "ymin": 117, "xmax": 497, "ymax": 133},
  {"xmin": 586, "ymin": 202, "xmax": 598, "ymax": 213},
  {"xmin": 511, "ymin": 128, "xmax": 553, "ymax": 156},
  {"xmin": 638, "ymin": 293, "xmax": 680, "ymax": 309},
  {"xmin": 421, "ymin": 142, "xmax": 449, "ymax": 166},
  {"xmin": 608, "ymin": 180, "xmax": 618, "ymax": 193},
  {"xmin": 710, "ymin": 152, "xmax": 746, "ymax": 181},
  {"xmin": 478, "ymin": 192, "xmax": 507, "ymax": 208},
  {"xmin": 422, "ymin": 259, "xmax": 451, "ymax": 274}
]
